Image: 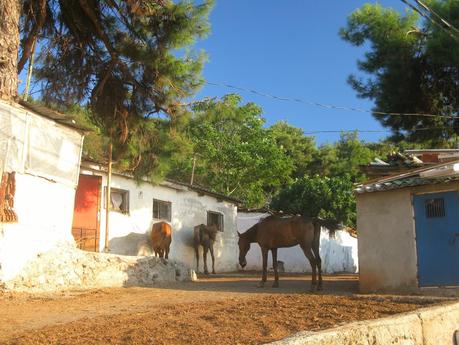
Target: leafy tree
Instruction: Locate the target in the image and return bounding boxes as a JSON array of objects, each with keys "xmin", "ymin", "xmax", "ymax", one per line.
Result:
[
  {"xmin": 268, "ymin": 121, "xmax": 317, "ymax": 179},
  {"xmin": 171, "ymin": 94, "xmax": 293, "ymax": 207},
  {"xmin": 340, "ymin": 1, "xmax": 459, "ymax": 145},
  {"xmin": 270, "ymin": 175, "xmax": 356, "ymax": 227},
  {"xmin": 1, "ymin": 0, "xmax": 212, "ymax": 180},
  {"xmin": 308, "ymin": 132, "xmax": 373, "ymax": 181}
]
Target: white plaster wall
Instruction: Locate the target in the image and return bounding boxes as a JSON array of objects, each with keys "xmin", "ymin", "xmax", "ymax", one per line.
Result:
[
  {"xmin": 357, "ymin": 181, "xmax": 459, "ymax": 293},
  {"xmin": 357, "ymin": 189, "xmax": 418, "ymax": 293},
  {"xmin": 0, "ymin": 173, "xmax": 77, "ymax": 280},
  {"xmin": 237, "ymin": 213, "xmax": 358, "ymax": 273},
  {"xmin": 89, "ymin": 172, "xmax": 239, "ymax": 273}
]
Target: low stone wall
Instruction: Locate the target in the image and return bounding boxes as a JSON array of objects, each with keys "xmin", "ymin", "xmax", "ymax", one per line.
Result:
[
  {"xmin": 2, "ymin": 242, "xmax": 196, "ymax": 293},
  {"xmin": 268, "ymin": 300, "xmax": 459, "ymax": 345}
]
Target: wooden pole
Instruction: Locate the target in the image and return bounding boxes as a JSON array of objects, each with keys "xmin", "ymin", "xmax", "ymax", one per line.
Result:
[
  {"xmin": 23, "ymin": 38, "xmax": 36, "ymax": 101},
  {"xmin": 190, "ymin": 155, "xmax": 197, "ymax": 185},
  {"xmin": 104, "ymin": 108, "xmax": 115, "ymax": 253}
]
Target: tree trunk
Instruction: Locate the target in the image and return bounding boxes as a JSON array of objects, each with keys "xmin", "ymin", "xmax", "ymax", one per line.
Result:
[{"xmin": 0, "ymin": 0, "xmax": 20, "ymax": 101}]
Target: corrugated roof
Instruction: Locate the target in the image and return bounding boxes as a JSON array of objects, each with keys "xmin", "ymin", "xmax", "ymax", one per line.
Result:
[{"xmin": 355, "ymin": 159, "xmax": 459, "ymax": 194}]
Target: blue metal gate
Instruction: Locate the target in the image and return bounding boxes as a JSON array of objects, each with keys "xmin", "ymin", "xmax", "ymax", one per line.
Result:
[{"xmin": 414, "ymin": 191, "xmax": 459, "ymax": 286}]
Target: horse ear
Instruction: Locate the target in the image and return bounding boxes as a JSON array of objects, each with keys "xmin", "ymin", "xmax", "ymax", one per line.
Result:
[{"xmin": 237, "ymin": 231, "xmax": 241, "ymax": 237}]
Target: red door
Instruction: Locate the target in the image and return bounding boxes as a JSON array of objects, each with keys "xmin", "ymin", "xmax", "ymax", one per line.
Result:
[{"xmin": 72, "ymin": 174, "xmax": 101, "ymax": 252}]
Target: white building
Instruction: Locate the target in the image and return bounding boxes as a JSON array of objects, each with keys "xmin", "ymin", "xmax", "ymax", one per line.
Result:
[
  {"xmin": 356, "ymin": 160, "xmax": 459, "ymax": 294},
  {"xmin": 75, "ymin": 160, "xmax": 240, "ymax": 273},
  {"xmin": 0, "ymin": 100, "xmax": 85, "ymax": 281},
  {"xmin": 237, "ymin": 212, "xmax": 358, "ymax": 274}
]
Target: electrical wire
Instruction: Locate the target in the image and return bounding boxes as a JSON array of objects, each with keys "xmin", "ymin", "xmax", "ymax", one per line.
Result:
[
  {"xmin": 205, "ymin": 81, "xmax": 458, "ymax": 120},
  {"xmin": 400, "ymin": 0, "xmax": 459, "ymax": 41},
  {"xmin": 414, "ymin": 0, "xmax": 459, "ymax": 36}
]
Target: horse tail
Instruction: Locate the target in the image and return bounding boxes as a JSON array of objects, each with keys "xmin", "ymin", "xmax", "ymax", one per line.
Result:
[{"xmin": 313, "ymin": 218, "xmax": 340, "ymax": 238}]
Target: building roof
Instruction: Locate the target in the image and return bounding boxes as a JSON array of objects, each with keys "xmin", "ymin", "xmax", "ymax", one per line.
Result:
[
  {"xmin": 80, "ymin": 159, "xmax": 241, "ymax": 205},
  {"xmin": 165, "ymin": 179, "xmax": 242, "ymax": 204},
  {"xmin": 355, "ymin": 159, "xmax": 459, "ymax": 194},
  {"xmin": 18, "ymin": 100, "xmax": 92, "ymax": 133}
]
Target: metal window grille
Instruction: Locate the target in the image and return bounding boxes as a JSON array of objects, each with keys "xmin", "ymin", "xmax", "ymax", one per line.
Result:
[
  {"xmin": 425, "ymin": 198, "xmax": 445, "ymax": 218},
  {"xmin": 153, "ymin": 199, "xmax": 171, "ymax": 221}
]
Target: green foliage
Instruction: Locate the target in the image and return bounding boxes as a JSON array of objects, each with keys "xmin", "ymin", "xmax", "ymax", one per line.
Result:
[
  {"xmin": 308, "ymin": 132, "xmax": 374, "ymax": 182},
  {"xmin": 169, "ymin": 94, "xmax": 293, "ymax": 207},
  {"xmin": 21, "ymin": 0, "xmax": 213, "ymax": 182},
  {"xmin": 340, "ymin": 1, "xmax": 459, "ymax": 145},
  {"xmin": 270, "ymin": 175, "xmax": 356, "ymax": 227},
  {"xmin": 268, "ymin": 121, "xmax": 317, "ymax": 179}
]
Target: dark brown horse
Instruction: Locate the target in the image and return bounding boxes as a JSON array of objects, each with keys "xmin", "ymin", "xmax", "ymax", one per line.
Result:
[
  {"xmin": 194, "ymin": 224, "xmax": 218, "ymax": 274},
  {"xmin": 238, "ymin": 215, "xmax": 329, "ymax": 291}
]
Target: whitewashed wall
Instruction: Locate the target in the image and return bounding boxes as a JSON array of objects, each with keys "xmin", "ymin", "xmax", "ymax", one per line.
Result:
[
  {"xmin": 80, "ymin": 170, "xmax": 239, "ymax": 273},
  {"xmin": 0, "ymin": 102, "xmax": 83, "ymax": 282},
  {"xmin": 0, "ymin": 173, "xmax": 77, "ymax": 281},
  {"xmin": 237, "ymin": 213, "xmax": 358, "ymax": 273}
]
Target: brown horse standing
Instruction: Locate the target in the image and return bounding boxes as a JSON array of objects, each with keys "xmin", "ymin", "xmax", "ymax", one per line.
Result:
[
  {"xmin": 151, "ymin": 221, "xmax": 172, "ymax": 259},
  {"xmin": 238, "ymin": 215, "xmax": 326, "ymax": 291},
  {"xmin": 194, "ymin": 224, "xmax": 218, "ymax": 274}
]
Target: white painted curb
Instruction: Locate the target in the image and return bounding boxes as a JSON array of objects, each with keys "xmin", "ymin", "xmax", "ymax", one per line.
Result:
[{"xmin": 268, "ymin": 301, "xmax": 459, "ymax": 345}]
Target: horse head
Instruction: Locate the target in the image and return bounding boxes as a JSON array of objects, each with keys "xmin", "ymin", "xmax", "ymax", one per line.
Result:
[{"xmin": 237, "ymin": 230, "xmax": 250, "ymax": 268}]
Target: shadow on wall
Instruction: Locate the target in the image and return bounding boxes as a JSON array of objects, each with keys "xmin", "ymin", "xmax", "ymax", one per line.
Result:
[{"xmin": 109, "ymin": 232, "xmax": 152, "ymax": 256}]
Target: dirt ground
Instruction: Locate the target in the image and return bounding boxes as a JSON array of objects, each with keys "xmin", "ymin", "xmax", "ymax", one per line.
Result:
[{"xmin": 0, "ymin": 273, "xmax": 440, "ymax": 345}]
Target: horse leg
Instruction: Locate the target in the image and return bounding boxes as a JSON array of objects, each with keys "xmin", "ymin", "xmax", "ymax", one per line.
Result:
[
  {"xmin": 312, "ymin": 240, "xmax": 322, "ymax": 291},
  {"xmin": 272, "ymin": 248, "xmax": 279, "ymax": 288},
  {"xmin": 301, "ymin": 245, "xmax": 317, "ymax": 292},
  {"xmin": 203, "ymin": 246, "xmax": 209, "ymax": 275},
  {"xmin": 258, "ymin": 247, "xmax": 268, "ymax": 288},
  {"xmin": 209, "ymin": 243, "xmax": 216, "ymax": 274},
  {"xmin": 194, "ymin": 245, "xmax": 200, "ymax": 273},
  {"xmin": 165, "ymin": 247, "xmax": 169, "ymax": 260}
]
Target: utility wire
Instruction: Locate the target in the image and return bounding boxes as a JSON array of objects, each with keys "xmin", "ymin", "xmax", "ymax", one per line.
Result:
[
  {"xmin": 400, "ymin": 0, "xmax": 459, "ymax": 41},
  {"xmin": 414, "ymin": 0, "xmax": 459, "ymax": 36},
  {"xmin": 205, "ymin": 81, "xmax": 458, "ymax": 119},
  {"xmin": 304, "ymin": 126, "xmax": 459, "ymax": 135}
]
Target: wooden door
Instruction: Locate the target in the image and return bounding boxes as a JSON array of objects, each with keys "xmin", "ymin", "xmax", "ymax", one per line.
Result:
[{"xmin": 72, "ymin": 174, "xmax": 101, "ymax": 252}]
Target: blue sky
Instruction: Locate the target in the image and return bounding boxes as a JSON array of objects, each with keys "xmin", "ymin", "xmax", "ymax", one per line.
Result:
[{"xmin": 192, "ymin": 0, "xmax": 407, "ymax": 145}]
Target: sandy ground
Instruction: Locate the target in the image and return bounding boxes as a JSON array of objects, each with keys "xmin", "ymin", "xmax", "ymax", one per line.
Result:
[{"xmin": 0, "ymin": 273, "xmax": 439, "ymax": 345}]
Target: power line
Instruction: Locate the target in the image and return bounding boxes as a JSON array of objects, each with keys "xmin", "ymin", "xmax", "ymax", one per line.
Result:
[
  {"xmin": 400, "ymin": 0, "xmax": 459, "ymax": 41},
  {"xmin": 414, "ymin": 0, "xmax": 459, "ymax": 36},
  {"xmin": 303, "ymin": 125, "xmax": 459, "ymax": 135},
  {"xmin": 205, "ymin": 81, "xmax": 458, "ymax": 119}
]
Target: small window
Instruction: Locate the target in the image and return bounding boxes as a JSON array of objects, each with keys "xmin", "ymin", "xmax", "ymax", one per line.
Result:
[
  {"xmin": 207, "ymin": 211, "xmax": 224, "ymax": 232},
  {"xmin": 153, "ymin": 199, "xmax": 171, "ymax": 221},
  {"xmin": 425, "ymin": 198, "xmax": 445, "ymax": 218},
  {"xmin": 104, "ymin": 187, "xmax": 129, "ymax": 214}
]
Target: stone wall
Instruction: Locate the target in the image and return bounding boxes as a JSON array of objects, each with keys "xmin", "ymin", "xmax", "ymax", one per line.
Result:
[{"xmin": 2, "ymin": 242, "xmax": 195, "ymax": 293}]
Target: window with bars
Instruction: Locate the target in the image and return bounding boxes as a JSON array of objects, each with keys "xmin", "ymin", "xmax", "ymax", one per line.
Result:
[
  {"xmin": 425, "ymin": 198, "xmax": 445, "ymax": 218},
  {"xmin": 207, "ymin": 211, "xmax": 224, "ymax": 232},
  {"xmin": 153, "ymin": 199, "xmax": 171, "ymax": 221}
]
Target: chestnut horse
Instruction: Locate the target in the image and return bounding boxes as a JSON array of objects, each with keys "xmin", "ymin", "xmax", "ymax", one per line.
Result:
[
  {"xmin": 151, "ymin": 221, "xmax": 172, "ymax": 259},
  {"xmin": 238, "ymin": 215, "xmax": 331, "ymax": 291}
]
